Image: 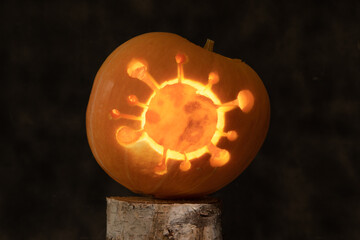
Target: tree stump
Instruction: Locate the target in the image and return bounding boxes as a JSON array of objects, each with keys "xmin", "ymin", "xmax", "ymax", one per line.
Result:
[{"xmin": 106, "ymin": 197, "xmax": 222, "ymax": 240}]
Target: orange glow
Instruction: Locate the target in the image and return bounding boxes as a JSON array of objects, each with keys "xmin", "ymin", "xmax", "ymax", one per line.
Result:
[
  {"xmin": 110, "ymin": 109, "xmax": 121, "ymax": 119},
  {"xmin": 154, "ymin": 148, "xmax": 169, "ymax": 175},
  {"xmin": 226, "ymin": 130, "xmax": 238, "ymax": 141},
  {"xmin": 111, "ymin": 53, "xmax": 254, "ymax": 174},
  {"xmin": 127, "ymin": 59, "xmax": 160, "ymax": 90},
  {"xmin": 127, "ymin": 95, "xmax": 148, "ymax": 108},
  {"xmin": 208, "ymin": 72, "xmax": 219, "ymax": 85},
  {"xmin": 127, "ymin": 59, "xmax": 147, "ymax": 80},
  {"xmin": 116, "ymin": 126, "xmax": 143, "ymax": 146},
  {"xmin": 217, "ymin": 89, "xmax": 254, "ymax": 113},
  {"xmin": 217, "ymin": 129, "xmax": 238, "ymax": 141},
  {"xmin": 135, "ymin": 78, "xmax": 224, "ymax": 163},
  {"xmin": 142, "ymin": 78, "xmax": 225, "ymax": 154},
  {"xmin": 111, "ymin": 108, "xmax": 142, "ymax": 121},
  {"xmin": 238, "ymin": 90, "xmax": 254, "ymax": 113},
  {"xmin": 175, "ymin": 53, "xmax": 187, "ymax": 83},
  {"xmin": 210, "ymin": 149, "xmax": 230, "ymax": 167},
  {"xmin": 127, "ymin": 95, "xmax": 138, "ymax": 105},
  {"xmin": 196, "ymin": 72, "xmax": 219, "ymax": 96},
  {"xmin": 207, "ymin": 143, "xmax": 230, "ymax": 167},
  {"xmin": 175, "ymin": 53, "xmax": 187, "ymax": 64},
  {"xmin": 180, "ymin": 159, "xmax": 191, "ymax": 172}
]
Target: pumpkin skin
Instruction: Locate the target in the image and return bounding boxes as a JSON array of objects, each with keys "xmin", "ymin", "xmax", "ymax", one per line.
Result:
[{"xmin": 86, "ymin": 32, "xmax": 270, "ymax": 198}]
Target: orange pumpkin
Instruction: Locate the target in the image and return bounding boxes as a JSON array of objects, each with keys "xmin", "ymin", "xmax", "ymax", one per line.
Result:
[{"xmin": 86, "ymin": 32, "xmax": 270, "ymax": 198}]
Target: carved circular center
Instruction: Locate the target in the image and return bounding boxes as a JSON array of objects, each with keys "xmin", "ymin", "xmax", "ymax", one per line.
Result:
[{"xmin": 144, "ymin": 83, "xmax": 218, "ymax": 153}]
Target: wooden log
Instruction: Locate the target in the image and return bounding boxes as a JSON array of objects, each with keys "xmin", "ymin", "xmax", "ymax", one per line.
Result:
[{"xmin": 106, "ymin": 196, "xmax": 222, "ymax": 240}]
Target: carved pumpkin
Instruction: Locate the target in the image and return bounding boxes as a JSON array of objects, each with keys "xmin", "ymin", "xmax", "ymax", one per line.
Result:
[{"xmin": 86, "ymin": 32, "xmax": 270, "ymax": 198}]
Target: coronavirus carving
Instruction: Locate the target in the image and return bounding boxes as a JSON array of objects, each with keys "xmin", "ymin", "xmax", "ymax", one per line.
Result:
[{"xmin": 110, "ymin": 53, "xmax": 254, "ymax": 175}]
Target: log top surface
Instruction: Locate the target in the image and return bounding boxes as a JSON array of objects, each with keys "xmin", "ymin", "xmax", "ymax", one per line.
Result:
[{"xmin": 107, "ymin": 196, "xmax": 220, "ymax": 205}]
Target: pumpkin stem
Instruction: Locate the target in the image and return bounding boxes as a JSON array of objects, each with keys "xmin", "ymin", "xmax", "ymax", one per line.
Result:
[{"xmin": 204, "ymin": 39, "xmax": 214, "ymax": 52}]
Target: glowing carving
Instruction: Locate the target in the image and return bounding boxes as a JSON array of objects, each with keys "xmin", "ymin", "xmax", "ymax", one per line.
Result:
[{"xmin": 111, "ymin": 53, "xmax": 254, "ymax": 175}]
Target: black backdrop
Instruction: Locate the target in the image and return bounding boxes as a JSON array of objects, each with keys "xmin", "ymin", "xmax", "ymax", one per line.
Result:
[{"xmin": 1, "ymin": 0, "xmax": 359, "ymax": 239}]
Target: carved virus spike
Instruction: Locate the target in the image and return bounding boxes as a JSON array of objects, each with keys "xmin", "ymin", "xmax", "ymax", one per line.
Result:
[
  {"xmin": 237, "ymin": 90, "xmax": 254, "ymax": 113},
  {"xmin": 127, "ymin": 59, "xmax": 160, "ymax": 91},
  {"xmin": 217, "ymin": 89, "xmax": 254, "ymax": 113},
  {"xmin": 116, "ymin": 126, "xmax": 144, "ymax": 146},
  {"xmin": 197, "ymin": 71, "xmax": 219, "ymax": 95},
  {"xmin": 226, "ymin": 130, "xmax": 238, "ymax": 141},
  {"xmin": 216, "ymin": 100, "xmax": 237, "ymax": 112},
  {"xmin": 208, "ymin": 72, "xmax": 219, "ymax": 86},
  {"xmin": 110, "ymin": 109, "xmax": 121, "ymax": 119},
  {"xmin": 127, "ymin": 95, "xmax": 148, "ymax": 108},
  {"xmin": 207, "ymin": 143, "xmax": 230, "ymax": 167},
  {"xmin": 111, "ymin": 53, "xmax": 252, "ymax": 175},
  {"xmin": 179, "ymin": 153, "xmax": 191, "ymax": 172},
  {"xmin": 217, "ymin": 129, "xmax": 238, "ymax": 141},
  {"xmin": 210, "ymin": 149, "xmax": 230, "ymax": 167},
  {"xmin": 175, "ymin": 53, "xmax": 187, "ymax": 83},
  {"xmin": 127, "ymin": 60, "xmax": 147, "ymax": 79},
  {"xmin": 110, "ymin": 109, "xmax": 142, "ymax": 121},
  {"xmin": 154, "ymin": 148, "xmax": 169, "ymax": 175}
]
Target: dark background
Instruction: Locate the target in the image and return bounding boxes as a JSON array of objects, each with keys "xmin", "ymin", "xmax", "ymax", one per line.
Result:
[{"xmin": 1, "ymin": 0, "xmax": 359, "ymax": 239}]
